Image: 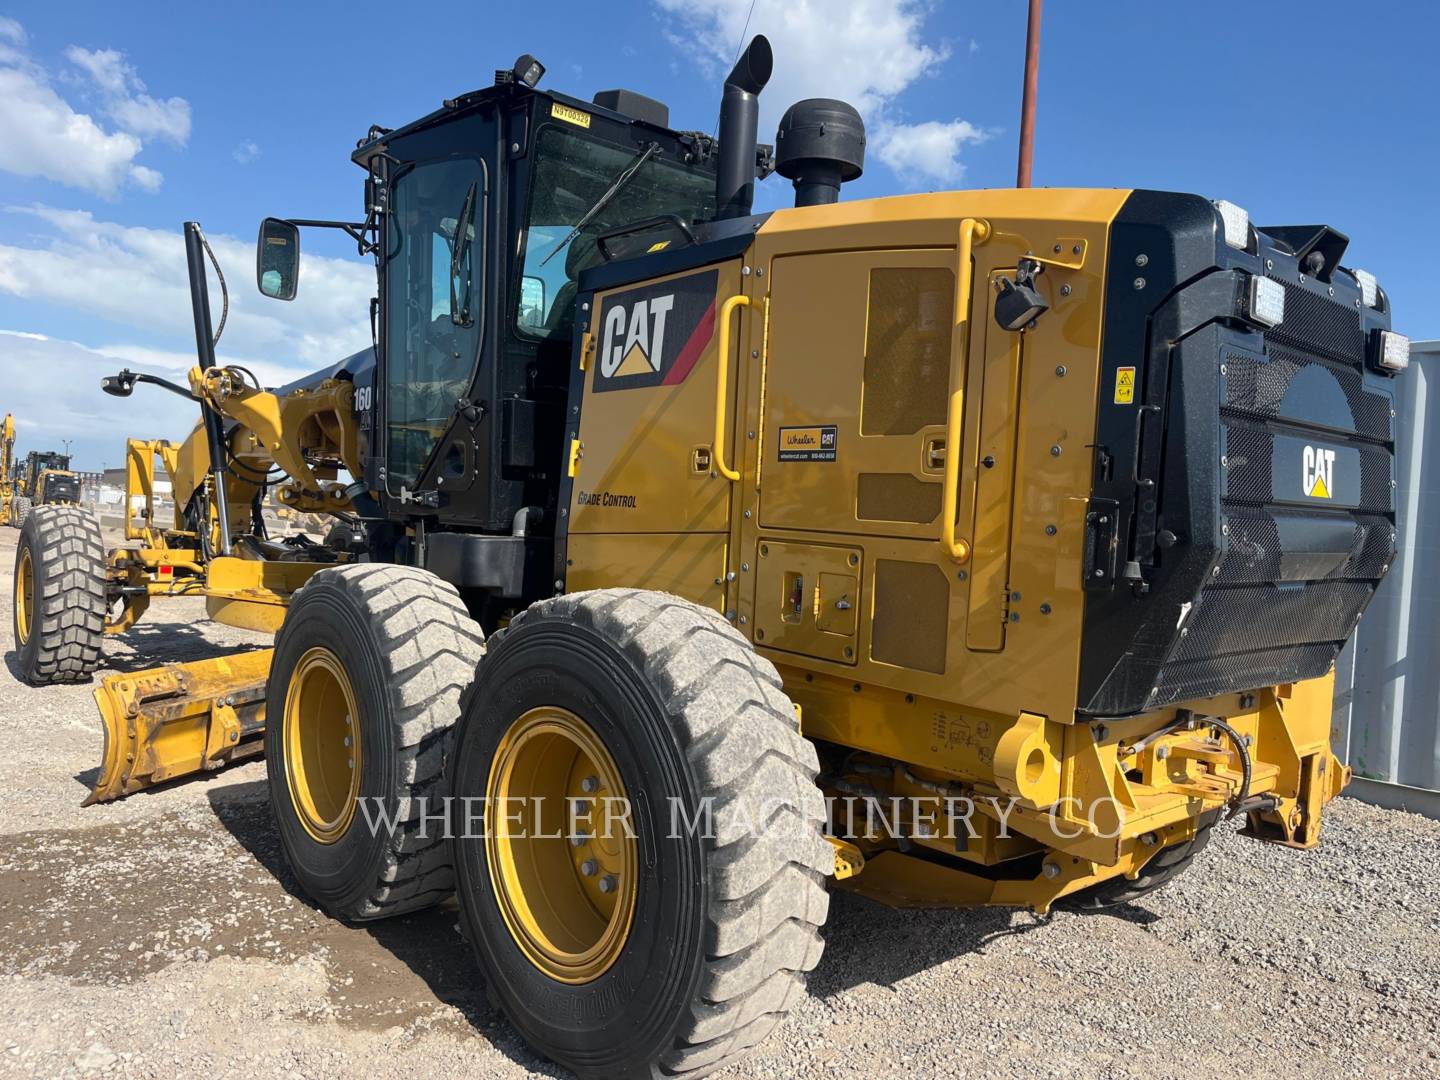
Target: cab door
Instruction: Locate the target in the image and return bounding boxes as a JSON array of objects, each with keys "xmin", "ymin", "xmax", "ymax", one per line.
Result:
[{"xmin": 378, "ymin": 155, "xmax": 488, "ymax": 504}]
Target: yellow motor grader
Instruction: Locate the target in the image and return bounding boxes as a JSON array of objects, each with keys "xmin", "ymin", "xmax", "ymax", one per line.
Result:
[{"xmin": 14, "ymin": 37, "xmax": 1407, "ymax": 1079}]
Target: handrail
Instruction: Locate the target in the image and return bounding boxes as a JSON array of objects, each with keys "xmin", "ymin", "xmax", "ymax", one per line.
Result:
[
  {"xmin": 941, "ymin": 218, "xmax": 991, "ymax": 561},
  {"xmin": 714, "ymin": 293, "xmax": 752, "ymax": 482}
]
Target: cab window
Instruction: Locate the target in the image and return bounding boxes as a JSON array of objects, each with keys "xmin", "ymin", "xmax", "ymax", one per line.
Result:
[{"xmin": 515, "ymin": 125, "xmax": 715, "ymax": 341}]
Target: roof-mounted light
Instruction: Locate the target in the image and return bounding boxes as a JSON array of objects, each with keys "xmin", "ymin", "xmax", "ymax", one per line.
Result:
[
  {"xmin": 1353, "ymin": 268, "xmax": 1380, "ymax": 308},
  {"xmin": 513, "ymin": 54, "xmax": 545, "ymax": 88},
  {"xmin": 1214, "ymin": 199, "xmax": 1250, "ymax": 250}
]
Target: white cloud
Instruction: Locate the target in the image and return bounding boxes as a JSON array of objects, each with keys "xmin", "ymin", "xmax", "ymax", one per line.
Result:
[
  {"xmin": 873, "ymin": 119, "xmax": 989, "ymax": 186},
  {"xmin": 233, "ymin": 140, "xmax": 261, "ymax": 165},
  {"xmin": 0, "ymin": 205, "xmax": 375, "ymax": 373},
  {"xmin": 0, "ymin": 21, "xmax": 186, "ymax": 197},
  {"xmin": 0, "ymin": 331, "xmax": 203, "ymax": 469},
  {"xmin": 655, "ymin": 0, "xmax": 984, "ymax": 186},
  {"xmin": 64, "ymin": 45, "xmax": 192, "ymax": 144},
  {"xmin": 0, "ymin": 16, "xmax": 26, "ymax": 61}
]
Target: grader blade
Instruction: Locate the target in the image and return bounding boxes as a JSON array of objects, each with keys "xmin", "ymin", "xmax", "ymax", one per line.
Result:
[{"xmin": 85, "ymin": 649, "xmax": 273, "ymax": 805}]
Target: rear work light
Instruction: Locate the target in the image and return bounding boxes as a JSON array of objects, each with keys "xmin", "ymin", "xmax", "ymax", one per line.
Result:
[
  {"xmin": 1214, "ymin": 199, "xmax": 1250, "ymax": 249},
  {"xmin": 1353, "ymin": 268, "xmax": 1380, "ymax": 308},
  {"xmin": 1244, "ymin": 274, "xmax": 1286, "ymax": 328},
  {"xmin": 1369, "ymin": 329, "xmax": 1410, "ymax": 373}
]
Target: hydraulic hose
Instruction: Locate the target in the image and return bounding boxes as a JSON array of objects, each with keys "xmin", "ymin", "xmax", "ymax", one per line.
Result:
[{"xmin": 1205, "ymin": 717, "xmax": 1253, "ymax": 819}]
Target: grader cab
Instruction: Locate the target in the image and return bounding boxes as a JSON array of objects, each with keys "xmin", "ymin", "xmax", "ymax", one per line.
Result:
[{"xmin": 13, "ymin": 35, "xmax": 1407, "ymax": 1079}]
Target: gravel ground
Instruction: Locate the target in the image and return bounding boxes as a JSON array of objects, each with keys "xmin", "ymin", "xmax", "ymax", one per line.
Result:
[{"xmin": 1, "ymin": 524, "xmax": 1437, "ymax": 1078}]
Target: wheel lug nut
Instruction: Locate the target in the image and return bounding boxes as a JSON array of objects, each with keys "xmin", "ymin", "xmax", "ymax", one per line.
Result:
[
  {"xmin": 581, "ymin": 859, "xmax": 598, "ymax": 877},
  {"xmin": 570, "ymin": 833, "xmax": 588, "ymax": 847},
  {"xmin": 343, "ymin": 736, "xmax": 352, "ymax": 747},
  {"xmin": 598, "ymin": 875, "xmax": 617, "ymax": 894},
  {"xmin": 581, "ymin": 775, "xmax": 599, "ymax": 794}
]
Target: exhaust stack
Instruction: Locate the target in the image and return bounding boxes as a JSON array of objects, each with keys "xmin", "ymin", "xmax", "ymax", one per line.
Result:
[{"xmin": 715, "ymin": 35, "xmax": 773, "ymax": 220}]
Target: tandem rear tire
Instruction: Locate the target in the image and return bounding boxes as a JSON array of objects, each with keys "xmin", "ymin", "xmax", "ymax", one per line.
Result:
[
  {"xmin": 266, "ymin": 565, "xmax": 485, "ymax": 921},
  {"xmin": 450, "ymin": 589, "xmax": 833, "ymax": 1080},
  {"xmin": 13, "ymin": 505, "xmax": 105, "ymax": 684}
]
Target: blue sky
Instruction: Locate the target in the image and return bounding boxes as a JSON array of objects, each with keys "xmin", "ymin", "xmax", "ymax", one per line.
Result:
[{"xmin": 0, "ymin": 0, "xmax": 1435, "ymax": 467}]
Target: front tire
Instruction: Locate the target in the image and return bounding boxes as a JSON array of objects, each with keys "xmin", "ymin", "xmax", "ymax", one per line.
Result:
[
  {"xmin": 13, "ymin": 505, "xmax": 104, "ymax": 684},
  {"xmin": 12, "ymin": 496, "xmax": 32, "ymax": 529},
  {"xmin": 450, "ymin": 589, "xmax": 832, "ymax": 1080},
  {"xmin": 266, "ymin": 565, "xmax": 485, "ymax": 921}
]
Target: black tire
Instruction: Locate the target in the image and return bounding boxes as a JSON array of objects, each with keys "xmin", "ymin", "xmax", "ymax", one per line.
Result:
[
  {"xmin": 1063, "ymin": 811, "xmax": 1219, "ymax": 911},
  {"xmin": 12, "ymin": 496, "xmax": 31, "ymax": 529},
  {"xmin": 13, "ymin": 505, "xmax": 105, "ymax": 684},
  {"xmin": 450, "ymin": 589, "xmax": 832, "ymax": 1080},
  {"xmin": 266, "ymin": 564, "xmax": 485, "ymax": 921}
]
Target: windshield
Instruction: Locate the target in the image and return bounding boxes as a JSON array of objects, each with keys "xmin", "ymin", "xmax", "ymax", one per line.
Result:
[{"xmin": 516, "ymin": 125, "xmax": 715, "ymax": 340}]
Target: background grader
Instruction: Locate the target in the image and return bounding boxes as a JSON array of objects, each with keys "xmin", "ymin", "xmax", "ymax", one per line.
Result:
[
  {"xmin": 7, "ymin": 447, "xmax": 81, "ymax": 528},
  {"xmin": 12, "ymin": 36, "xmax": 1406, "ymax": 1079}
]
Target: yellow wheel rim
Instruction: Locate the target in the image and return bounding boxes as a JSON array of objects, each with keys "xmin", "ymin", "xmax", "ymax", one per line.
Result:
[
  {"xmin": 283, "ymin": 647, "xmax": 362, "ymax": 844},
  {"xmin": 14, "ymin": 548, "xmax": 32, "ymax": 647},
  {"xmin": 486, "ymin": 707, "xmax": 637, "ymax": 984}
]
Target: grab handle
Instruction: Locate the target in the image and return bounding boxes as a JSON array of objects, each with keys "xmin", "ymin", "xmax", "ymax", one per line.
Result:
[
  {"xmin": 941, "ymin": 218, "xmax": 991, "ymax": 562},
  {"xmin": 713, "ymin": 293, "xmax": 751, "ymax": 482}
]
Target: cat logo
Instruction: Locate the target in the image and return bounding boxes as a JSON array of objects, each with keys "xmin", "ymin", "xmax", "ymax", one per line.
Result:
[
  {"xmin": 1302, "ymin": 444, "xmax": 1336, "ymax": 499},
  {"xmin": 592, "ymin": 270, "xmax": 719, "ymax": 393},
  {"xmin": 601, "ymin": 295, "xmax": 675, "ymax": 378}
]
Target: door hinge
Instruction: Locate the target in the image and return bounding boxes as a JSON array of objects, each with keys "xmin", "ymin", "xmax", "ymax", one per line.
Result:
[
  {"xmin": 579, "ymin": 330, "xmax": 595, "ymax": 371},
  {"xmin": 568, "ymin": 438, "xmax": 584, "ymax": 477}
]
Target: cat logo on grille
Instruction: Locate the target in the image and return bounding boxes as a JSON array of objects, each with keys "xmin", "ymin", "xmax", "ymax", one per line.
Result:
[{"xmin": 1302, "ymin": 444, "xmax": 1336, "ymax": 499}]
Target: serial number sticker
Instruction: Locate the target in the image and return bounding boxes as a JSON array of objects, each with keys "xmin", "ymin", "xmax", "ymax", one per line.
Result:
[
  {"xmin": 778, "ymin": 425, "xmax": 837, "ymax": 462},
  {"xmin": 551, "ymin": 102, "xmax": 592, "ymax": 128},
  {"xmin": 1114, "ymin": 365, "xmax": 1136, "ymax": 405}
]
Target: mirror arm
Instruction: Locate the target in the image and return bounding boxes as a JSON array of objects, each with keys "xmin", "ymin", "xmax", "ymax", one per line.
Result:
[
  {"xmin": 102, "ymin": 368, "xmax": 200, "ymax": 401},
  {"xmin": 284, "ymin": 218, "xmax": 376, "ymax": 252}
]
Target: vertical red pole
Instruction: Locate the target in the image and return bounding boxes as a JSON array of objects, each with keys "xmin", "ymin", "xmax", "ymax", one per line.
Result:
[{"xmin": 1016, "ymin": 0, "xmax": 1042, "ymax": 187}]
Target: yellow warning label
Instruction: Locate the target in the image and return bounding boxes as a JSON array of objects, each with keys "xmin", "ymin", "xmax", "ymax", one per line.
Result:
[
  {"xmin": 646, "ymin": 240, "xmax": 671, "ymax": 253},
  {"xmin": 551, "ymin": 102, "xmax": 592, "ymax": 128},
  {"xmin": 1114, "ymin": 366, "xmax": 1136, "ymax": 405}
]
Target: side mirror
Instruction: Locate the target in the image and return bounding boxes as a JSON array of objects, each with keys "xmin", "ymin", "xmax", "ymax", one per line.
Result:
[
  {"xmin": 101, "ymin": 370, "xmax": 137, "ymax": 397},
  {"xmin": 519, "ymin": 275, "xmax": 546, "ymax": 327},
  {"xmin": 257, "ymin": 217, "xmax": 299, "ymax": 301}
]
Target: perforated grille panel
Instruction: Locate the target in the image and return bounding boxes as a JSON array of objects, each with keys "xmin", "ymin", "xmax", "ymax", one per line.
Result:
[{"xmin": 861, "ymin": 268, "xmax": 953, "ymax": 436}]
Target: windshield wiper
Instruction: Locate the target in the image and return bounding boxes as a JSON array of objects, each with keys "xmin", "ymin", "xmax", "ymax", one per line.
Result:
[
  {"xmin": 539, "ymin": 142, "xmax": 660, "ymax": 267},
  {"xmin": 450, "ymin": 181, "xmax": 477, "ymax": 325}
]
